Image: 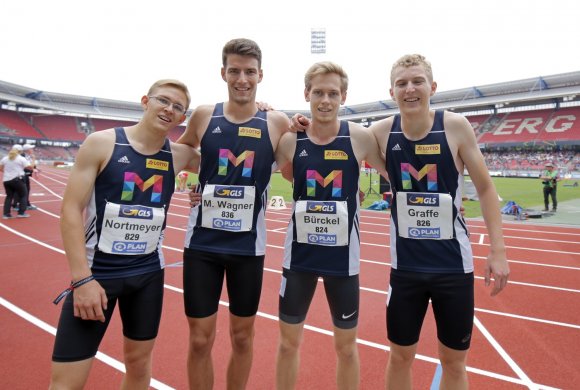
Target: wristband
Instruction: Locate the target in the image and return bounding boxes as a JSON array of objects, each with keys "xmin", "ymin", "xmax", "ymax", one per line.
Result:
[{"xmin": 53, "ymin": 275, "xmax": 95, "ymax": 305}]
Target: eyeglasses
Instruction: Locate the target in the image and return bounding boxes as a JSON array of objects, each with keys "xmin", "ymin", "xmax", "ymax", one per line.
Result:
[{"xmin": 148, "ymin": 96, "xmax": 187, "ymax": 115}]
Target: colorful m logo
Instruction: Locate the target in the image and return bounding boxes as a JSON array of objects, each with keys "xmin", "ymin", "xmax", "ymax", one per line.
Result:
[
  {"xmin": 401, "ymin": 163, "xmax": 437, "ymax": 191},
  {"xmin": 122, "ymin": 172, "xmax": 164, "ymax": 202},
  {"xmin": 219, "ymin": 149, "xmax": 254, "ymax": 177},
  {"xmin": 306, "ymin": 169, "xmax": 342, "ymax": 197}
]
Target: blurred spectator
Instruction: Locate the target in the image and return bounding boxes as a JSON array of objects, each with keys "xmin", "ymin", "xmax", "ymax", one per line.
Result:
[{"xmin": 1, "ymin": 145, "xmax": 32, "ymax": 218}]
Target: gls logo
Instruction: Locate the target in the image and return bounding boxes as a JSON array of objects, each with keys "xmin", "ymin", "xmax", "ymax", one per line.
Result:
[
  {"xmin": 407, "ymin": 193, "xmax": 439, "ymax": 207},
  {"xmin": 119, "ymin": 205, "xmax": 153, "ymax": 219},
  {"xmin": 306, "ymin": 201, "xmax": 336, "ymax": 214},
  {"xmin": 214, "ymin": 186, "xmax": 245, "ymax": 199}
]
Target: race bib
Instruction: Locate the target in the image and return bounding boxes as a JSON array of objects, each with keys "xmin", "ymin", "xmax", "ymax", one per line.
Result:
[
  {"xmin": 295, "ymin": 200, "xmax": 349, "ymax": 246},
  {"xmin": 201, "ymin": 184, "xmax": 255, "ymax": 232},
  {"xmin": 396, "ymin": 192, "xmax": 453, "ymax": 240},
  {"xmin": 98, "ymin": 202, "xmax": 165, "ymax": 255}
]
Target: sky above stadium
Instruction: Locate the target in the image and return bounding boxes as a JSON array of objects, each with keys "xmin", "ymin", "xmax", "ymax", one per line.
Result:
[{"xmin": 2, "ymin": 0, "xmax": 579, "ymax": 111}]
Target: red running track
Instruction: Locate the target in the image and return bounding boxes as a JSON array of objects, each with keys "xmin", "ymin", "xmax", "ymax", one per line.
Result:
[{"xmin": 1, "ymin": 166, "xmax": 579, "ymax": 389}]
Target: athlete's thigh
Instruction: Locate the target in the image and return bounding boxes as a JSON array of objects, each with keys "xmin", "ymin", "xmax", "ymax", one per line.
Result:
[
  {"xmin": 183, "ymin": 248, "xmax": 225, "ymax": 318},
  {"xmin": 118, "ymin": 270, "xmax": 165, "ymax": 340},
  {"xmin": 52, "ymin": 282, "xmax": 119, "ymax": 362},
  {"xmin": 278, "ymin": 268, "xmax": 319, "ymax": 324},
  {"xmin": 430, "ymin": 272, "xmax": 474, "ymax": 350},
  {"xmin": 386, "ymin": 269, "xmax": 431, "ymax": 346},
  {"xmin": 323, "ymin": 274, "xmax": 359, "ymax": 329},
  {"xmin": 224, "ymin": 254, "xmax": 265, "ymax": 317}
]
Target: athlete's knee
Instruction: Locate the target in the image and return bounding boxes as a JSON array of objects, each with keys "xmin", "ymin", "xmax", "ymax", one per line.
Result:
[
  {"xmin": 277, "ymin": 331, "xmax": 302, "ymax": 357},
  {"xmin": 333, "ymin": 332, "xmax": 358, "ymax": 361},
  {"xmin": 124, "ymin": 357, "xmax": 152, "ymax": 383},
  {"xmin": 387, "ymin": 344, "xmax": 416, "ymax": 369},
  {"xmin": 439, "ymin": 356, "xmax": 467, "ymax": 379},
  {"xmin": 188, "ymin": 326, "xmax": 216, "ymax": 356},
  {"xmin": 229, "ymin": 324, "xmax": 254, "ymax": 353},
  {"xmin": 123, "ymin": 343, "xmax": 153, "ymax": 381},
  {"xmin": 335, "ymin": 341, "xmax": 358, "ymax": 363}
]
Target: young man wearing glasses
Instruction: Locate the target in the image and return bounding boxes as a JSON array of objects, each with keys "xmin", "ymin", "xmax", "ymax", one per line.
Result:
[
  {"xmin": 50, "ymin": 80, "xmax": 200, "ymax": 389},
  {"xmin": 176, "ymin": 38, "xmax": 291, "ymax": 389}
]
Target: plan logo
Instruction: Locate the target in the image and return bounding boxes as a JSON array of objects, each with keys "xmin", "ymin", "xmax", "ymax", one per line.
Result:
[
  {"xmin": 111, "ymin": 241, "xmax": 148, "ymax": 254},
  {"xmin": 307, "ymin": 233, "xmax": 337, "ymax": 245},
  {"xmin": 408, "ymin": 227, "xmax": 441, "ymax": 239},
  {"xmin": 212, "ymin": 218, "xmax": 242, "ymax": 231}
]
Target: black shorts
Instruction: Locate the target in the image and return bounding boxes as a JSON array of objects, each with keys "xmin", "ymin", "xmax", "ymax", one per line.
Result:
[
  {"xmin": 183, "ymin": 248, "xmax": 264, "ymax": 318},
  {"xmin": 279, "ymin": 268, "xmax": 360, "ymax": 329},
  {"xmin": 386, "ymin": 269, "xmax": 474, "ymax": 351},
  {"xmin": 52, "ymin": 270, "xmax": 165, "ymax": 362}
]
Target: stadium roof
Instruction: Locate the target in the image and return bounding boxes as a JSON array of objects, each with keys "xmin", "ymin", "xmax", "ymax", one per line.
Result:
[{"xmin": 1, "ymin": 71, "xmax": 580, "ymax": 121}]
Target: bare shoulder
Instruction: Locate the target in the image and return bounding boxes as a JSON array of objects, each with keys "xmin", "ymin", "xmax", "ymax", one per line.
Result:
[
  {"xmin": 80, "ymin": 129, "xmax": 115, "ymax": 156},
  {"xmin": 280, "ymin": 129, "xmax": 297, "ymax": 142},
  {"xmin": 368, "ymin": 116, "xmax": 394, "ymax": 150},
  {"xmin": 443, "ymin": 110, "xmax": 476, "ymax": 146},
  {"xmin": 348, "ymin": 121, "xmax": 374, "ymax": 142},
  {"xmin": 267, "ymin": 110, "xmax": 292, "ymax": 132},
  {"xmin": 444, "ymin": 111, "xmax": 473, "ymax": 133},
  {"xmin": 368, "ymin": 116, "xmax": 394, "ymax": 136},
  {"xmin": 188, "ymin": 104, "xmax": 214, "ymax": 124}
]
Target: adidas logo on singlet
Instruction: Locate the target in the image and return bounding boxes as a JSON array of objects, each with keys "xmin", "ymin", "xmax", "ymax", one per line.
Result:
[
  {"xmin": 392, "ymin": 143, "xmax": 402, "ymax": 151},
  {"xmin": 118, "ymin": 155, "xmax": 131, "ymax": 164},
  {"xmin": 299, "ymin": 149, "xmax": 308, "ymax": 157},
  {"xmin": 212, "ymin": 126, "xmax": 222, "ymax": 134}
]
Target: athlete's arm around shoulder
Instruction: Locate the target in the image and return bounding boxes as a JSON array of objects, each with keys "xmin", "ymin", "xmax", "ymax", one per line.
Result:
[
  {"xmin": 60, "ymin": 130, "xmax": 114, "ymax": 321},
  {"xmin": 268, "ymin": 110, "xmax": 292, "ymax": 153},
  {"xmin": 368, "ymin": 116, "xmax": 394, "ymax": 164},
  {"xmin": 349, "ymin": 122, "xmax": 388, "ymax": 179},
  {"xmin": 446, "ymin": 112, "xmax": 509, "ymax": 296},
  {"xmin": 176, "ymin": 104, "xmax": 215, "ymax": 149},
  {"xmin": 171, "ymin": 142, "xmax": 200, "ymax": 175},
  {"xmin": 274, "ymin": 130, "xmax": 297, "ymax": 182}
]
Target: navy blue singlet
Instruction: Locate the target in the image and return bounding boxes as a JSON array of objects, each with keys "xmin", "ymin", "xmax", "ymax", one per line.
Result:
[
  {"xmin": 386, "ymin": 111, "xmax": 473, "ymax": 273},
  {"xmin": 284, "ymin": 121, "xmax": 361, "ymax": 276},
  {"xmin": 85, "ymin": 127, "xmax": 175, "ymax": 279},
  {"xmin": 184, "ymin": 103, "xmax": 274, "ymax": 256}
]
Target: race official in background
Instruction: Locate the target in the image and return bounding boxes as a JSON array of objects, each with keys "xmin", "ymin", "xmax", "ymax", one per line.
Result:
[{"xmin": 540, "ymin": 161, "xmax": 559, "ymax": 211}]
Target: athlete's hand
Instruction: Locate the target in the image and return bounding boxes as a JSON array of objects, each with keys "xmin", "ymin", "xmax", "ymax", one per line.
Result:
[
  {"xmin": 189, "ymin": 190, "xmax": 201, "ymax": 207},
  {"xmin": 290, "ymin": 114, "xmax": 310, "ymax": 133},
  {"xmin": 359, "ymin": 188, "xmax": 366, "ymax": 205},
  {"xmin": 73, "ymin": 279, "xmax": 108, "ymax": 322},
  {"xmin": 256, "ymin": 101, "xmax": 274, "ymax": 111},
  {"xmin": 484, "ymin": 249, "xmax": 510, "ymax": 296}
]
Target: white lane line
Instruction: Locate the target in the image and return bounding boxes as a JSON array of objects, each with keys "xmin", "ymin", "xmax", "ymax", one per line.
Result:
[
  {"xmin": 0, "ymin": 226, "xmax": 565, "ymax": 389},
  {"xmin": 473, "ymin": 316, "xmax": 537, "ymax": 389},
  {"xmin": 0, "ymin": 297, "xmax": 174, "ymax": 390},
  {"xmin": 164, "ymin": 285, "xmax": 556, "ymax": 389}
]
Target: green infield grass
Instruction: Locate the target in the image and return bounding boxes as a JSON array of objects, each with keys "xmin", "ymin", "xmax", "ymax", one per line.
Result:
[{"xmin": 184, "ymin": 172, "xmax": 579, "ymax": 219}]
